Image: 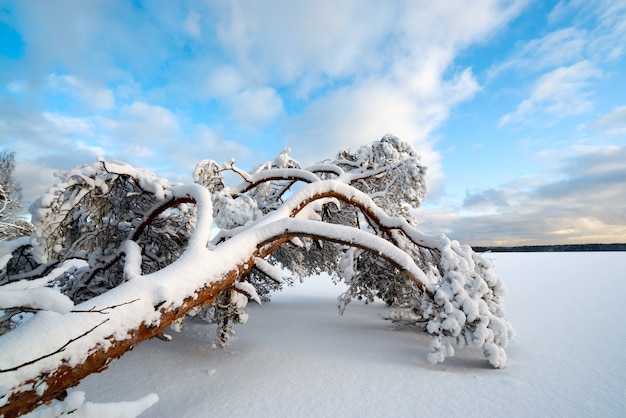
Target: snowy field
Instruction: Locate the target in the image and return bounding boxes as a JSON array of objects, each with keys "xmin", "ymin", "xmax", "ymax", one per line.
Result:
[{"xmin": 60, "ymin": 252, "xmax": 626, "ymax": 417}]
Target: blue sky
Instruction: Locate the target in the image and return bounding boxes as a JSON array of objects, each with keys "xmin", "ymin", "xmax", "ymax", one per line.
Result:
[{"xmin": 1, "ymin": 0, "xmax": 625, "ymax": 246}]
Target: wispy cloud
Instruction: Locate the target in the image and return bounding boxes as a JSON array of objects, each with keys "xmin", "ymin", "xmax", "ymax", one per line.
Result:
[
  {"xmin": 489, "ymin": 27, "xmax": 587, "ymax": 77},
  {"xmin": 578, "ymin": 105, "xmax": 626, "ymax": 135},
  {"xmin": 101, "ymin": 101, "xmax": 180, "ymax": 144},
  {"xmin": 494, "ymin": 0, "xmax": 626, "ymax": 128},
  {"xmin": 184, "ymin": 11, "xmax": 202, "ymax": 38},
  {"xmin": 499, "ymin": 60, "xmax": 602, "ymax": 126},
  {"xmin": 47, "ymin": 74, "xmax": 114, "ymax": 110},
  {"xmin": 227, "ymin": 87, "xmax": 285, "ymax": 127}
]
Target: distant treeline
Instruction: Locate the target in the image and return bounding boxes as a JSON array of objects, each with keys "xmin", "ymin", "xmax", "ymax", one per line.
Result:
[{"xmin": 472, "ymin": 243, "xmax": 626, "ymax": 253}]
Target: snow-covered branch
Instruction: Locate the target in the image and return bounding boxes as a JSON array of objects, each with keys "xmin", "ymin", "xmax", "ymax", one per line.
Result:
[{"xmin": 252, "ymin": 217, "xmax": 432, "ymax": 289}]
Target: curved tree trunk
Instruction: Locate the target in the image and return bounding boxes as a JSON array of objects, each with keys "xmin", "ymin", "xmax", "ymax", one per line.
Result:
[
  {"xmin": 1, "ymin": 224, "xmax": 425, "ymax": 417},
  {"xmin": 0, "ymin": 263, "xmax": 246, "ymax": 417},
  {"xmin": 0, "ymin": 230, "xmax": 424, "ymax": 417}
]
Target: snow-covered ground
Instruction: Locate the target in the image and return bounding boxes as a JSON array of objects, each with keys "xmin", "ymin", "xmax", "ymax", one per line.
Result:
[{"xmin": 59, "ymin": 252, "xmax": 626, "ymax": 417}]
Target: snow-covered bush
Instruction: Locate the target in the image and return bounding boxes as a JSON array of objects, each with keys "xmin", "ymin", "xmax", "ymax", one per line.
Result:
[{"xmin": 0, "ymin": 135, "xmax": 513, "ymax": 417}]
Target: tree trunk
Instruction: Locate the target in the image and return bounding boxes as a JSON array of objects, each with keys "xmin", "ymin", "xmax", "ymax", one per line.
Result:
[{"xmin": 0, "ymin": 262, "xmax": 248, "ymax": 418}]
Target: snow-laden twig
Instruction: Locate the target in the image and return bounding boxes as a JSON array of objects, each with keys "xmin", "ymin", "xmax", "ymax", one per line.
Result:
[{"xmin": 0, "ymin": 319, "xmax": 109, "ymax": 373}]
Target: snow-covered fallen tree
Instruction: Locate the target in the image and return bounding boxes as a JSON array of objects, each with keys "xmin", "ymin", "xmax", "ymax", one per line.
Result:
[{"xmin": 0, "ymin": 135, "xmax": 513, "ymax": 417}]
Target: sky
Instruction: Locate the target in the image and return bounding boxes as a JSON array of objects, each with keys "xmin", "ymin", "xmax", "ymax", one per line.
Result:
[{"xmin": 0, "ymin": 0, "xmax": 625, "ymax": 246}]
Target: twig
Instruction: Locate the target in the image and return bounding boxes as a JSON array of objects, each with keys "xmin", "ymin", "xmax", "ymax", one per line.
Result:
[
  {"xmin": 0, "ymin": 319, "xmax": 109, "ymax": 373},
  {"xmin": 71, "ymin": 298, "xmax": 140, "ymax": 314},
  {"xmin": 230, "ymin": 286, "xmax": 261, "ymax": 305}
]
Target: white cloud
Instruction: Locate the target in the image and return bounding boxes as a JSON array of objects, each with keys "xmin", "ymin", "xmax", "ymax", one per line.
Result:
[
  {"xmin": 202, "ymin": 68, "xmax": 284, "ymax": 127},
  {"xmin": 445, "ymin": 68, "xmax": 482, "ymax": 103},
  {"xmin": 47, "ymin": 74, "xmax": 114, "ymax": 110},
  {"xmin": 579, "ymin": 105, "xmax": 626, "ymax": 135},
  {"xmin": 0, "ymin": 105, "xmax": 74, "ymax": 156},
  {"xmin": 531, "ymin": 62, "xmax": 600, "ymax": 103},
  {"xmin": 184, "ymin": 11, "xmax": 202, "ymax": 37},
  {"xmin": 191, "ymin": 125, "xmax": 252, "ymax": 163},
  {"xmin": 42, "ymin": 113, "xmax": 94, "ymax": 137},
  {"xmin": 127, "ymin": 145, "xmax": 155, "ymax": 159},
  {"xmin": 499, "ymin": 61, "xmax": 602, "ymax": 125},
  {"xmin": 489, "ymin": 27, "xmax": 587, "ymax": 77},
  {"xmin": 101, "ymin": 101, "xmax": 180, "ymax": 144},
  {"xmin": 215, "ymin": 0, "xmax": 389, "ymax": 84},
  {"xmin": 205, "ymin": 0, "xmax": 520, "ymax": 193},
  {"xmin": 14, "ymin": 1, "xmax": 104, "ymax": 77},
  {"xmin": 492, "ymin": 1, "xmax": 626, "ymax": 134},
  {"xmin": 7, "ymin": 81, "xmax": 26, "ymax": 93},
  {"xmin": 13, "ymin": 162, "xmax": 58, "ymax": 207},
  {"xmin": 155, "ymin": 125, "xmax": 255, "ymax": 185},
  {"xmin": 204, "ymin": 66, "xmax": 244, "ymax": 98},
  {"xmin": 230, "ymin": 87, "xmax": 285, "ymax": 126},
  {"xmin": 577, "ymin": 1, "xmax": 626, "ymax": 61},
  {"xmin": 496, "ymin": 0, "xmax": 626, "ymax": 77},
  {"xmin": 286, "ymin": 66, "xmax": 480, "ymax": 198},
  {"xmin": 214, "ymin": 0, "xmax": 525, "ymax": 90},
  {"xmin": 16, "ymin": 0, "xmax": 608, "ymax": 248}
]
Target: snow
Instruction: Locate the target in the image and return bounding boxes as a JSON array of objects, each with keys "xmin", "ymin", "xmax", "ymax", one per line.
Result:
[
  {"xmin": 0, "ymin": 287, "xmax": 73, "ymax": 313},
  {"xmin": 46, "ymin": 251, "xmax": 625, "ymax": 417},
  {"xmin": 253, "ymin": 257, "xmax": 283, "ymax": 283},
  {"xmin": 251, "ymin": 217, "xmax": 432, "ymax": 286},
  {"xmin": 171, "ymin": 184, "xmax": 213, "ymax": 249},
  {"xmin": 27, "ymin": 391, "xmax": 158, "ymax": 418},
  {"xmin": 0, "ymin": 237, "xmax": 30, "ymax": 269},
  {"xmin": 233, "ymin": 281, "xmax": 261, "ymax": 305},
  {"xmin": 232, "ymin": 168, "xmax": 321, "ymax": 194}
]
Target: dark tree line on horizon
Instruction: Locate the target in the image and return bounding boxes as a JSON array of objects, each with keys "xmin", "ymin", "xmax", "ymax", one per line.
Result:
[{"xmin": 474, "ymin": 243, "xmax": 626, "ymax": 253}]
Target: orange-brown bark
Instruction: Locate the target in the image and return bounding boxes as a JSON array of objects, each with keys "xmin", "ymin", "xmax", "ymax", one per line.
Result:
[
  {"xmin": 0, "ymin": 259, "xmax": 252, "ymax": 418},
  {"xmin": 1, "ymin": 216, "xmax": 425, "ymax": 417}
]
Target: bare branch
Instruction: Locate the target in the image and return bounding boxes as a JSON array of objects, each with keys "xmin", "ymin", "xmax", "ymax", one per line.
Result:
[
  {"xmin": 131, "ymin": 196, "xmax": 196, "ymax": 241},
  {"xmin": 71, "ymin": 299, "xmax": 140, "ymax": 314}
]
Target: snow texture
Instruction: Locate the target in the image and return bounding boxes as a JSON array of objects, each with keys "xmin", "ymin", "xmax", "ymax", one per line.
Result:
[
  {"xmin": 0, "ymin": 287, "xmax": 73, "ymax": 313},
  {"xmin": 0, "ymin": 237, "xmax": 29, "ymax": 269},
  {"xmin": 253, "ymin": 257, "xmax": 283, "ymax": 283},
  {"xmin": 27, "ymin": 391, "xmax": 158, "ymax": 418}
]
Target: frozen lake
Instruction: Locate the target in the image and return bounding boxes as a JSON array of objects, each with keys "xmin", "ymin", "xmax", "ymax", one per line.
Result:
[{"xmin": 71, "ymin": 252, "xmax": 625, "ymax": 417}]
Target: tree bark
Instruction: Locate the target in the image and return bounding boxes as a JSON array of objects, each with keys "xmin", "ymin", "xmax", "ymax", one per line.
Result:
[{"xmin": 0, "ymin": 261, "xmax": 249, "ymax": 418}]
